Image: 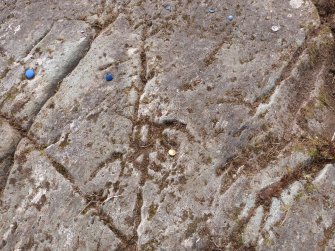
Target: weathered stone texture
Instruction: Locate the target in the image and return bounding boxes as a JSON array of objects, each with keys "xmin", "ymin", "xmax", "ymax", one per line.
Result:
[{"xmin": 1, "ymin": 0, "xmax": 335, "ymax": 250}]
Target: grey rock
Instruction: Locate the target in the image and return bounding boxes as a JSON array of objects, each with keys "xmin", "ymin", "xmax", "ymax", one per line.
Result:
[
  {"xmin": 0, "ymin": 0, "xmax": 103, "ymax": 61},
  {"xmin": 0, "ymin": 138, "xmax": 122, "ymax": 250},
  {"xmin": 29, "ymin": 14, "xmax": 142, "ymax": 146},
  {"xmin": 0, "ymin": 156, "xmax": 13, "ymax": 191},
  {"xmin": 0, "ymin": 20, "xmax": 95, "ymax": 129},
  {"xmin": 256, "ymin": 164, "xmax": 335, "ymax": 251},
  {"xmin": 0, "ymin": 118, "xmax": 21, "ymax": 158},
  {"xmin": 1, "ymin": 0, "xmax": 335, "ymax": 250},
  {"xmin": 0, "ymin": 118, "xmax": 21, "ymax": 190},
  {"xmin": 243, "ymin": 206, "xmax": 264, "ymax": 246}
]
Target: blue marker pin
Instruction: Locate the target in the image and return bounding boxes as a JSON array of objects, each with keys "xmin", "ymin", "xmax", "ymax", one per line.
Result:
[
  {"xmin": 105, "ymin": 73, "xmax": 113, "ymax": 81},
  {"xmin": 25, "ymin": 68, "xmax": 35, "ymax": 80},
  {"xmin": 228, "ymin": 15, "xmax": 234, "ymax": 21},
  {"xmin": 208, "ymin": 8, "xmax": 215, "ymax": 13},
  {"xmin": 164, "ymin": 4, "xmax": 172, "ymax": 12}
]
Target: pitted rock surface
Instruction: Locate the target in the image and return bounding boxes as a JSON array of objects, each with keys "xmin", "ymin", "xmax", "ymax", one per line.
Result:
[{"xmin": 1, "ymin": 0, "xmax": 335, "ymax": 250}]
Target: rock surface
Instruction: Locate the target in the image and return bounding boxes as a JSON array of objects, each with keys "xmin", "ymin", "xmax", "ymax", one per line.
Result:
[{"xmin": 1, "ymin": 0, "xmax": 335, "ymax": 250}]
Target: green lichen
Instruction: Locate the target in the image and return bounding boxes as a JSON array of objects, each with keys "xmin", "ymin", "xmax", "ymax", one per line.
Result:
[
  {"xmin": 307, "ymin": 41, "xmax": 318, "ymax": 67},
  {"xmin": 318, "ymin": 94, "xmax": 329, "ymax": 108}
]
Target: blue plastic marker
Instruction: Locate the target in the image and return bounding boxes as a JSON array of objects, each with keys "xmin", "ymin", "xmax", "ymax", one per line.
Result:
[
  {"xmin": 164, "ymin": 4, "xmax": 172, "ymax": 12},
  {"xmin": 105, "ymin": 73, "xmax": 113, "ymax": 81},
  {"xmin": 228, "ymin": 15, "xmax": 234, "ymax": 21},
  {"xmin": 25, "ymin": 68, "xmax": 35, "ymax": 80}
]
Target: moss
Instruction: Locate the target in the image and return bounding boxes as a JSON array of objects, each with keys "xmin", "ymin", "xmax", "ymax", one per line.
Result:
[
  {"xmin": 307, "ymin": 41, "xmax": 318, "ymax": 67},
  {"xmin": 3, "ymin": 86, "xmax": 20, "ymax": 102},
  {"xmin": 304, "ymin": 181, "xmax": 316, "ymax": 194},
  {"xmin": 318, "ymin": 94, "xmax": 329, "ymax": 108},
  {"xmin": 185, "ymin": 220, "xmax": 198, "ymax": 238},
  {"xmin": 141, "ymin": 239, "xmax": 157, "ymax": 251},
  {"xmin": 264, "ymin": 235, "xmax": 273, "ymax": 247},
  {"xmin": 230, "ymin": 206, "xmax": 244, "ymax": 220},
  {"xmin": 0, "ymin": 67, "xmax": 9, "ymax": 79},
  {"xmin": 148, "ymin": 203, "xmax": 158, "ymax": 220},
  {"xmin": 236, "ymin": 235, "xmax": 244, "ymax": 248},
  {"xmin": 306, "ymin": 137, "xmax": 335, "ymax": 161},
  {"xmin": 301, "ymin": 104, "xmax": 316, "ymax": 120},
  {"xmin": 308, "ymin": 148, "xmax": 319, "ymax": 158},
  {"xmin": 294, "ymin": 191, "xmax": 304, "ymax": 201},
  {"xmin": 204, "ymin": 156, "xmax": 212, "ymax": 165},
  {"xmin": 39, "ymin": 149, "xmax": 46, "ymax": 156},
  {"xmin": 319, "ymin": 26, "xmax": 334, "ymax": 47},
  {"xmin": 229, "ymin": 219, "xmax": 248, "ymax": 249},
  {"xmin": 50, "ymin": 159, "xmax": 73, "ymax": 183}
]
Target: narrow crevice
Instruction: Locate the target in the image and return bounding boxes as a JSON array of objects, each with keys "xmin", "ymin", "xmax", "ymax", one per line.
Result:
[
  {"xmin": 25, "ymin": 8, "xmax": 125, "ymax": 144},
  {"xmin": 61, "ymin": 184, "xmax": 134, "ymax": 248},
  {"xmin": 0, "ymin": 114, "xmax": 47, "ymax": 152},
  {"xmin": 203, "ymin": 35, "xmax": 232, "ymax": 67},
  {"xmin": 93, "ymin": 208, "xmax": 137, "ymax": 249},
  {"xmin": 89, "ymin": 0, "xmax": 131, "ymax": 37},
  {"xmin": 255, "ymin": 138, "xmax": 334, "ymax": 210},
  {"xmin": 47, "ymin": 154, "xmax": 84, "ymax": 197},
  {"xmin": 129, "ymin": 21, "xmax": 151, "ymax": 134},
  {"xmin": 46, "ymin": 152, "xmax": 132, "ymax": 247},
  {"xmin": 22, "ymin": 21, "xmax": 55, "ymax": 61},
  {"xmin": 87, "ymin": 152, "xmax": 123, "ymax": 183},
  {"xmin": 127, "ymin": 115, "xmax": 192, "ymax": 247},
  {"xmin": 0, "ymin": 65, "xmax": 11, "ymax": 82},
  {"xmin": 216, "ymin": 131, "xmax": 289, "ymax": 176},
  {"xmin": 126, "ymin": 23, "xmax": 151, "ymax": 248},
  {"xmin": 253, "ymin": 26, "xmax": 324, "ymax": 111},
  {"xmin": 100, "ymin": 0, "xmax": 106, "ymax": 11},
  {"xmin": 26, "ymin": 39, "xmax": 95, "ymax": 134},
  {"xmin": 319, "ymin": 219, "xmax": 335, "ymax": 249},
  {"xmin": 0, "ymin": 113, "xmax": 27, "ymax": 133},
  {"xmin": 215, "ymin": 96, "xmax": 255, "ymax": 112},
  {"xmin": 224, "ymin": 207, "xmax": 258, "ymax": 249},
  {"xmin": 0, "ymin": 135, "xmax": 25, "ymax": 197},
  {"xmin": 139, "ymin": 23, "xmax": 149, "ymax": 89},
  {"xmin": 132, "ymin": 189, "xmax": 144, "ymax": 245},
  {"xmin": 0, "ymin": 154, "xmax": 14, "ymax": 192}
]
